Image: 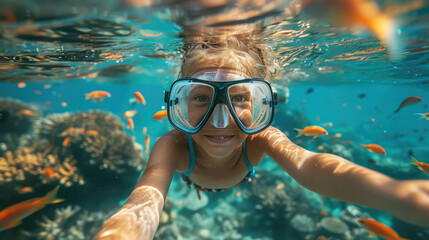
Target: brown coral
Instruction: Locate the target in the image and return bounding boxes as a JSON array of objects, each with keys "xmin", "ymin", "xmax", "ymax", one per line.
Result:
[{"xmin": 35, "ymin": 110, "xmax": 145, "ymax": 172}]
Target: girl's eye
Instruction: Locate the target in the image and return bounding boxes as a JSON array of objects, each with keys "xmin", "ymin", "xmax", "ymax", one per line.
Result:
[
  {"xmin": 232, "ymin": 96, "xmax": 247, "ymax": 102},
  {"xmin": 194, "ymin": 96, "xmax": 209, "ymax": 102}
]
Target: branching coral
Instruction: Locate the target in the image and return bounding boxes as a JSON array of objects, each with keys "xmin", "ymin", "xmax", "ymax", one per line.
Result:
[
  {"xmin": 22, "ymin": 205, "xmax": 113, "ymax": 240},
  {"xmin": 0, "ymin": 147, "xmax": 82, "ymax": 205}
]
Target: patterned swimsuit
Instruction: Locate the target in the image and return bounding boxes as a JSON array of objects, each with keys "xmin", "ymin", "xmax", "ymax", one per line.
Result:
[{"xmin": 180, "ymin": 134, "xmax": 256, "ymax": 200}]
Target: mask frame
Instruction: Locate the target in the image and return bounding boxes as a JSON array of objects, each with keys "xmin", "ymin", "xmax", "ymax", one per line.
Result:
[{"xmin": 164, "ymin": 78, "xmax": 278, "ymax": 135}]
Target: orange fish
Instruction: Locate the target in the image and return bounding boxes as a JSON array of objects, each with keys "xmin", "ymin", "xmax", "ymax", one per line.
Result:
[
  {"xmin": 60, "ymin": 127, "xmax": 75, "ymax": 136},
  {"xmin": 358, "ymin": 219, "xmax": 408, "ymax": 240},
  {"xmin": 0, "ymin": 186, "xmax": 63, "ymax": 231},
  {"xmin": 409, "ymin": 155, "xmax": 429, "ymax": 175},
  {"xmin": 144, "ymin": 134, "xmax": 150, "ymax": 155},
  {"xmin": 362, "ymin": 144, "xmax": 386, "ymax": 155},
  {"xmin": 85, "ymin": 91, "xmax": 111, "ymax": 103},
  {"xmin": 294, "ymin": 126, "xmax": 328, "ymax": 138},
  {"xmin": 17, "ymin": 187, "xmax": 34, "ymax": 194},
  {"xmin": 127, "ymin": 118, "xmax": 134, "ymax": 132},
  {"xmin": 134, "ymin": 91, "xmax": 146, "ymax": 105},
  {"xmin": 18, "ymin": 109, "xmax": 35, "ymax": 116},
  {"xmin": 85, "ymin": 130, "xmax": 99, "ymax": 135},
  {"xmin": 394, "ymin": 96, "xmax": 422, "ymax": 113},
  {"xmin": 122, "ymin": 110, "xmax": 137, "ymax": 118},
  {"xmin": 142, "ymin": 127, "xmax": 147, "ymax": 135},
  {"xmin": 17, "ymin": 82, "xmax": 26, "ymax": 88},
  {"xmin": 416, "ymin": 112, "xmax": 429, "ymax": 120},
  {"xmin": 44, "ymin": 167, "xmax": 56, "ymax": 178},
  {"xmin": 152, "ymin": 110, "xmax": 168, "ymax": 121},
  {"xmin": 62, "ymin": 137, "xmax": 71, "ymax": 147},
  {"xmin": 303, "ymin": 0, "xmax": 424, "ymax": 60}
]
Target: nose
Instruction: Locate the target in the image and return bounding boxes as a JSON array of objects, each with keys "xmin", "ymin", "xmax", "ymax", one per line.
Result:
[{"xmin": 209, "ymin": 104, "xmax": 233, "ymax": 128}]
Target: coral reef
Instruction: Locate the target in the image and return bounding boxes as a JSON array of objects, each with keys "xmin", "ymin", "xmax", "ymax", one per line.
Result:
[
  {"xmin": 0, "ymin": 147, "xmax": 81, "ymax": 203},
  {"xmin": 22, "ymin": 205, "xmax": 113, "ymax": 240},
  {"xmin": 0, "ymin": 98, "xmax": 39, "ymax": 156},
  {"xmin": 35, "ymin": 110, "xmax": 144, "ymax": 172}
]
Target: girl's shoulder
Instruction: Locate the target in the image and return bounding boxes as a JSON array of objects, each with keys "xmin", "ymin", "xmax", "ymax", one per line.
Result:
[{"xmin": 155, "ymin": 129, "xmax": 190, "ymax": 172}]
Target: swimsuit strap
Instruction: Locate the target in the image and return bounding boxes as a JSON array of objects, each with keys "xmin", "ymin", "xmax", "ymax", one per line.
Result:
[
  {"xmin": 242, "ymin": 139, "xmax": 254, "ymax": 173},
  {"xmin": 182, "ymin": 134, "xmax": 196, "ymax": 177}
]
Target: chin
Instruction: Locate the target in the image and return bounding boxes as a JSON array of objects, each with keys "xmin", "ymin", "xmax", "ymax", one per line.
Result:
[{"xmin": 193, "ymin": 131, "xmax": 246, "ymax": 157}]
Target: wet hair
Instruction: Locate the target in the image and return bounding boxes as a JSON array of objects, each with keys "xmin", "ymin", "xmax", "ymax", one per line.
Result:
[{"xmin": 180, "ymin": 34, "xmax": 279, "ymax": 82}]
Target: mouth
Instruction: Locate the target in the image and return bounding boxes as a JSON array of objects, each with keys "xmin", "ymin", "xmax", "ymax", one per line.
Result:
[{"xmin": 204, "ymin": 135, "xmax": 235, "ymax": 144}]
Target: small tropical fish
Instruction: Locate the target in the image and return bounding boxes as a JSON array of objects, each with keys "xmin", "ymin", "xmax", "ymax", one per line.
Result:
[
  {"xmin": 358, "ymin": 219, "xmax": 408, "ymax": 240},
  {"xmin": 60, "ymin": 127, "xmax": 75, "ymax": 136},
  {"xmin": 0, "ymin": 110, "xmax": 9, "ymax": 122},
  {"xmin": 394, "ymin": 96, "xmax": 422, "ymax": 113},
  {"xmin": 144, "ymin": 134, "xmax": 150, "ymax": 155},
  {"xmin": 127, "ymin": 118, "xmax": 134, "ymax": 132},
  {"xmin": 61, "ymin": 102, "xmax": 68, "ymax": 107},
  {"xmin": 362, "ymin": 144, "xmax": 386, "ymax": 155},
  {"xmin": 122, "ymin": 110, "xmax": 137, "ymax": 118},
  {"xmin": 142, "ymin": 127, "xmax": 147, "ymax": 135},
  {"xmin": 62, "ymin": 137, "xmax": 71, "ymax": 147},
  {"xmin": 18, "ymin": 109, "xmax": 35, "ymax": 116},
  {"xmin": 85, "ymin": 130, "xmax": 99, "ymax": 135},
  {"xmin": 409, "ymin": 156, "xmax": 429, "ymax": 175},
  {"xmin": 306, "ymin": 88, "xmax": 313, "ymax": 94},
  {"xmin": 17, "ymin": 187, "xmax": 34, "ymax": 194},
  {"xmin": 134, "ymin": 91, "xmax": 146, "ymax": 105},
  {"xmin": 275, "ymin": 183, "xmax": 285, "ymax": 190},
  {"xmin": 0, "ymin": 186, "xmax": 63, "ymax": 231},
  {"xmin": 322, "ymin": 122, "xmax": 333, "ymax": 127},
  {"xmin": 294, "ymin": 126, "xmax": 328, "ymax": 138},
  {"xmin": 415, "ymin": 112, "xmax": 429, "ymax": 120},
  {"xmin": 17, "ymin": 82, "xmax": 26, "ymax": 88},
  {"xmin": 152, "ymin": 110, "xmax": 168, "ymax": 121},
  {"xmin": 33, "ymin": 90, "xmax": 43, "ymax": 95},
  {"xmin": 85, "ymin": 91, "xmax": 111, "ymax": 103},
  {"xmin": 358, "ymin": 93, "xmax": 366, "ymax": 99},
  {"xmin": 44, "ymin": 167, "xmax": 56, "ymax": 178}
]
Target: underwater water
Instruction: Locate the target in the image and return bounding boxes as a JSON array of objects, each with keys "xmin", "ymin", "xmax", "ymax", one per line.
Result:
[{"xmin": 0, "ymin": 0, "xmax": 429, "ymax": 239}]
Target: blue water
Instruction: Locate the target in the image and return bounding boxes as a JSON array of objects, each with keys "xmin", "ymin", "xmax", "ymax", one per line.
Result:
[{"xmin": 1, "ymin": 0, "xmax": 429, "ymax": 239}]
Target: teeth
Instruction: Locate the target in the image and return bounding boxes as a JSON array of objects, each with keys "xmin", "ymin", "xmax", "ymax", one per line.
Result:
[{"xmin": 213, "ymin": 136, "xmax": 225, "ymax": 139}]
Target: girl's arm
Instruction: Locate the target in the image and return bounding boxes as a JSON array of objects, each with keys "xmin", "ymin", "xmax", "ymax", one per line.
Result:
[
  {"xmin": 259, "ymin": 126, "xmax": 429, "ymax": 227},
  {"xmin": 94, "ymin": 135, "xmax": 179, "ymax": 240}
]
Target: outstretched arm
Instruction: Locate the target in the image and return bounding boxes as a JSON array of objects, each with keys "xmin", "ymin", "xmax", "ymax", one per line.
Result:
[
  {"xmin": 260, "ymin": 126, "xmax": 429, "ymax": 227},
  {"xmin": 95, "ymin": 135, "xmax": 178, "ymax": 240}
]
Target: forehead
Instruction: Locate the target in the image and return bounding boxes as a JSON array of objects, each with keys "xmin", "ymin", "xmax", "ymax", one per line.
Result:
[{"xmin": 192, "ymin": 68, "xmax": 248, "ymax": 82}]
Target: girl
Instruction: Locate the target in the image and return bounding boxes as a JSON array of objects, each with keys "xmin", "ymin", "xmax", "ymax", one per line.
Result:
[{"xmin": 95, "ymin": 37, "xmax": 429, "ymax": 240}]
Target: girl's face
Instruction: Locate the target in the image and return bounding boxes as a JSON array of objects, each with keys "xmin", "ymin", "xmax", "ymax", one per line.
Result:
[{"xmin": 189, "ymin": 68, "xmax": 250, "ymax": 158}]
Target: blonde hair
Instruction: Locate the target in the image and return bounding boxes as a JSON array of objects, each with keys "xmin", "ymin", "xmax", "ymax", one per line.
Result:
[{"xmin": 180, "ymin": 35, "xmax": 279, "ymax": 82}]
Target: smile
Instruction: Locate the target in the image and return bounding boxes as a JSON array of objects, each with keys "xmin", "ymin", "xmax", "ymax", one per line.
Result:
[{"xmin": 204, "ymin": 135, "xmax": 234, "ymax": 144}]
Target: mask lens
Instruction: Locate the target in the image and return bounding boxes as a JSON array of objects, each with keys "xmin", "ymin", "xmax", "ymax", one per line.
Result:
[
  {"xmin": 228, "ymin": 81, "xmax": 273, "ymax": 133},
  {"xmin": 169, "ymin": 81, "xmax": 214, "ymax": 132}
]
